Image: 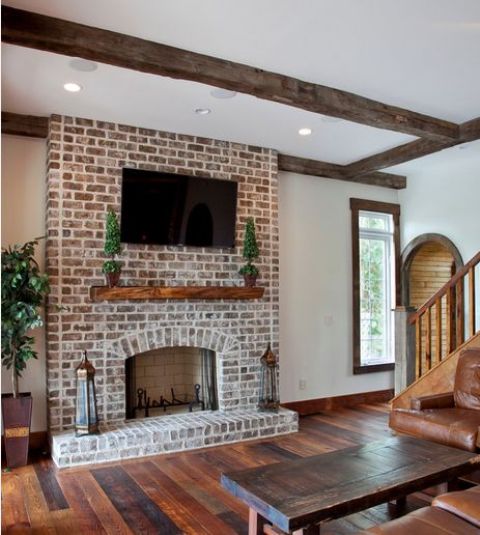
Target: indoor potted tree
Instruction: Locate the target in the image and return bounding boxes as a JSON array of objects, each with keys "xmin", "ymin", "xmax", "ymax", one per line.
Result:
[
  {"xmin": 1, "ymin": 238, "xmax": 49, "ymax": 467},
  {"xmin": 102, "ymin": 209, "xmax": 122, "ymax": 287},
  {"xmin": 239, "ymin": 217, "xmax": 260, "ymax": 287}
]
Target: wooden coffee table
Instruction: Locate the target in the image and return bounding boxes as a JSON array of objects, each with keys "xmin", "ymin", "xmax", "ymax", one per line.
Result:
[{"xmin": 221, "ymin": 436, "xmax": 480, "ymax": 534}]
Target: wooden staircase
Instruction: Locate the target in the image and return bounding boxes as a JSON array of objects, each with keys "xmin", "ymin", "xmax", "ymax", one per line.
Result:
[{"xmin": 392, "ymin": 250, "xmax": 480, "ymax": 409}]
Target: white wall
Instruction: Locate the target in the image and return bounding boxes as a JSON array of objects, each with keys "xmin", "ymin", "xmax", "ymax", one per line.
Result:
[
  {"xmin": 279, "ymin": 172, "xmax": 396, "ymax": 403},
  {"xmin": 1, "ymin": 135, "xmax": 47, "ymax": 432},
  {"xmin": 398, "ymin": 142, "xmax": 480, "ymax": 261}
]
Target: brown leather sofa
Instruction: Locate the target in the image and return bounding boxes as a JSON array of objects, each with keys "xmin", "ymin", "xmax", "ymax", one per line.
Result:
[
  {"xmin": 360, "ymin": 485, "xmax": 480, "ymax": 534},
  {"xmin": 390, "ymin": 349, "xmax": 480, "ymax": 452}
]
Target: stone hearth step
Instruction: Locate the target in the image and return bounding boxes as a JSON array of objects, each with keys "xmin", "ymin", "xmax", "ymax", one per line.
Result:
[{"xmin": 51, "ymin": 408, "xmax": 298, "ymax": 467}]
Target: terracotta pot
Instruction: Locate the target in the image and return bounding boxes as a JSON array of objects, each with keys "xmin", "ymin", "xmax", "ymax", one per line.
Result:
[
  {"xmin": 1, "ymin": 393, "xmax": 32, "ymax": 468},
  {"xmin": 243, "ymin": 274, "xmax": 258, "ymax": 287},
  {"xmin": 105, "ymin": 270, "xmax": 121, "ymax": 288}
]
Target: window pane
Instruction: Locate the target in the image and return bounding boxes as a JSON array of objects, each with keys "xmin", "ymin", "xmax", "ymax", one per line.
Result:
[
  {"xmin": 358, "ymin": 212, "xmax": 393, "ymax": 232},
  {"xmin": 360, "ymin": 237, "xmax": 388, "ymax": 365}
]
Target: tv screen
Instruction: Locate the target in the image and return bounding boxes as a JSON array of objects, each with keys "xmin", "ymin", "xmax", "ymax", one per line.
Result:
[{"xmin": 120, "ymin": 168, "xmax": 238, "ymax": 248}]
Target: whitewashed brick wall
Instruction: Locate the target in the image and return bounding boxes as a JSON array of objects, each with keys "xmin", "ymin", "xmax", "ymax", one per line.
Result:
[{"xmin": 46, "ymin": 115, "xmax": 279, "ymax": 431}]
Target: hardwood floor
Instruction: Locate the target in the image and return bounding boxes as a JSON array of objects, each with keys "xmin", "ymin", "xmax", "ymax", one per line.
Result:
[{"xmin": 2, "ymin": 404, "xmax": 429, "ymax": 534}]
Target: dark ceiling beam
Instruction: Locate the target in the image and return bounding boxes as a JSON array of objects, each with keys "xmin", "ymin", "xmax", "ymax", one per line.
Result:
[
  {"xmin": 1, "ymin": 6, "xmax": 459, "ymax": 142},
  {"xmin": 459, "ymin": 116, "xmax": 480, "ymax": 142},
  {"xmin": 1, "ymin": 111, "xmax": 49, "ymax": 138},
  {"xmin": 278, "ymin": 154, "xmax": 406, "ymax": 190},
  {"xmin": 344, "ymin": 116, "xmax": 480, "ymax": 177}
]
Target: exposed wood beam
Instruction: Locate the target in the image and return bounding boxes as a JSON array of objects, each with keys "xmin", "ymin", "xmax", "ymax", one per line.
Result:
[
  {"xmin": 343, "ymin": 139, "xmax": 456, "ymax": 176},
  {"xmin": 1, "ymin": 111, "xmax": 49, "ymax": 138},
  {"xmin": 460, "ymin": 116, "xmax": 480, "ymax": 142},
  {"xmin": 278, "ymin": 154, "xmax": 406, "ymax": 189},
  {"xmin": 2, "ymin": 6, "xmax": 459, "ymax": 142},
  {"xmin": 344, "ymin": 116, "xmax": 480, "ymax": 176}
]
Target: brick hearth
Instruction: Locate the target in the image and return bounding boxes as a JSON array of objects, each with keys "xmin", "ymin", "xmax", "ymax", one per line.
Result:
[{"xmin": 51, "ymin": 408, "xmax": 298, "ymax": 467}]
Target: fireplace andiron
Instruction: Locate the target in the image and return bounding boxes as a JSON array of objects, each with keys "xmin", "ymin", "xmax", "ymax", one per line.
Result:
[{"xmin": 134, "ymin": 384, "xmax": 205, "ymax": 418}]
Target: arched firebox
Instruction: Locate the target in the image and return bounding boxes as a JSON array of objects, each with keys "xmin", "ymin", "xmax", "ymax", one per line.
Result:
[{"xmin": 125, "ymin": 346, "xmax": 218, "ymax": 419}]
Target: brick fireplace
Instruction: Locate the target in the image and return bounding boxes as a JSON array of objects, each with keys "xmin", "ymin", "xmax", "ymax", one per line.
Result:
[{"xmin": 46, "ymin": 115, "xmax": 297, "ymax": 466}]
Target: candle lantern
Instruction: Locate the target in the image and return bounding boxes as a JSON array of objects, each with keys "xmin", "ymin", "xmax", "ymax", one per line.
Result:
[
  {"xmin": 258, "ymin": 343, "xmax": 280, "ymax": 411},
  {"xmin": 75, "ymin": 351, "xmax": 99, "ymax": 436}
]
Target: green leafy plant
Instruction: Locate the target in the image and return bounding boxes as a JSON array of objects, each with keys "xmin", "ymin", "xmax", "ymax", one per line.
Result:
[
  {"xmin": 239, "ymin": 217, "xmax": 260, "ymax": 277},
  {"xmin": 102, "ymin": 210, "xmax": 121, "ymax": 274},
  {"xmin": 1, "ymin": 238, "xmax": 49, "ymax": 397},
  {"xmin": 102, "ymin": 259, "xmax": 121, "ymax": 274}
]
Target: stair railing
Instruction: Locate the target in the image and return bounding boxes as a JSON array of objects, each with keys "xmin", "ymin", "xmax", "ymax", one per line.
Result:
[{"xmin": 409, "ymin": 251, "xmax": 480, "ymax": 379}]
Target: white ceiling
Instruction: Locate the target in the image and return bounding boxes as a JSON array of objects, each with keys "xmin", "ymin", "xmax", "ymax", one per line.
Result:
[{"xmin": 2, "ymin": 0, "xmax": 480, "ymax": 169}]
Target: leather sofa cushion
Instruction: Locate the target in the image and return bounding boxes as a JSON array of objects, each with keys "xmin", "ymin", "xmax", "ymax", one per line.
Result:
[
  {"xmin": 454, "ymin": 349, "xmax": 480, "ymax": 410},
  {"xmin": 359, "ymin": 506, "xmax": 479, "ymax": 534},
  {"xmin": 389, "ymin": 407, "xmax": 480, "ymax": 452},
  {"xmin": 433, "ymin": 485, "xmax": 480, "ymax": 528}
]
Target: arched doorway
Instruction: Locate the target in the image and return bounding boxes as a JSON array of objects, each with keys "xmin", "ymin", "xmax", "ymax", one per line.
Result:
[
  {"xmin": 402, "ymin": 234, "xmax": 463, "ymax": 360},
  {"xmin": 402, "ymin": 234, "xmax": 463, "ymax": 307}
]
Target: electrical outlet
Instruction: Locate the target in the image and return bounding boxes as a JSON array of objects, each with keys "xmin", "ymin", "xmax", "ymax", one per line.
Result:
[{"xmin": 299, "ymin": 379, "xmax": 306, "ymax": 390}]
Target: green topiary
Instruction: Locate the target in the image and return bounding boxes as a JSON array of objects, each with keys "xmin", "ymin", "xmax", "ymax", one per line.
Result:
[
  {"xmin": 103, "ymin": 210, "xmax": 121, "ymax": 275},
  {"xmin": 102, "ymin": 259, "xmax": 121, "ymax": 274},
  {"xmin": 104, "ymin": 210, "xmax": 121, "ymax": 257},
  {"xmin": 1, "ymin": 238, "xmax": 50, "ymax": 397},
  {"xmin": 239, "ymin": 217, "xmax": 260, "ymax": 277}
]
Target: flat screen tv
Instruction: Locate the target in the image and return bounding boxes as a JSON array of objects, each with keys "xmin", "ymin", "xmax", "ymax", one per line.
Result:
[{"xmin": 120, "ymin": 168, "xmax": 238, "ymax": 248}]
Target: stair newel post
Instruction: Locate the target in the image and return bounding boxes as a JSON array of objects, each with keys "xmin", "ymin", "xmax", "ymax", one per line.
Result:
[{"xmin": 394, "ymin": 306, "xmax": 417, "ymax": 395}]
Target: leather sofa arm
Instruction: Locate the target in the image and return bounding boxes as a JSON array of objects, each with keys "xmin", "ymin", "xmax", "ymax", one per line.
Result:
[
  {"xmin": 411, "ymin": 392, "xmax": 455, "ymax": 410},
  {"xmin": 433, "ymin": 485, "xmax": 480, "ymax": 528}
]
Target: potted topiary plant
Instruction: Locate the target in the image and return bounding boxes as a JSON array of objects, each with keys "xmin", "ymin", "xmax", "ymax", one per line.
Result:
[
  {"xmin": 1, "ymin": 238, "xmax": 49, "ymax": 468},
  {"xmin": 102, "ymin": 210, "xmax": 122, "ymax": 288},
  {"xmin": 239, "ymin": 217, "xmax": 260, "ymax": 287}
]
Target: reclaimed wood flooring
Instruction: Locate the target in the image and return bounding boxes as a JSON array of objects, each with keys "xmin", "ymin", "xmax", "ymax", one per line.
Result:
[{"xmin": 2, "ymin": 404, "xmax": 430, "ymax": 534}]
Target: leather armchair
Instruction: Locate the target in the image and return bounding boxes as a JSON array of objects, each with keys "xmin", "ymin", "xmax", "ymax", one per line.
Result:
[
  {"xmin": 360, "ymin": 485, "xmax": 480, "ymax": 534},
  {"xmin": 389, "ymin": 349, "xmax": 480, "ymax": 452}
]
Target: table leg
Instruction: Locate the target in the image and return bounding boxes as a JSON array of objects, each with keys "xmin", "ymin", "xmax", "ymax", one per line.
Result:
[
  {"xmin": 448, "ymin": 478, "xmax": 460, "ymax": 492},
  {"xmin": 249, "ymin": 508, "xmax": 268, "ymax": 535}
]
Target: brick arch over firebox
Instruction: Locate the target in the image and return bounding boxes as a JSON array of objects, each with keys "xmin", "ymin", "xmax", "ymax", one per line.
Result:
[
  {"xmin": 108, "ymin": 326, "xmax": 241, "ymax": 359},
  {"xmin": 103, "ymin": 327, "xmax": 242, "ymax": 422}
]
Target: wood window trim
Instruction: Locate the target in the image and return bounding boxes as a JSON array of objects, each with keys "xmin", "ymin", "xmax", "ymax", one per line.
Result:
[{"xmin": 350, "ymin": 198, "xmax": 401, "ymax": 374}]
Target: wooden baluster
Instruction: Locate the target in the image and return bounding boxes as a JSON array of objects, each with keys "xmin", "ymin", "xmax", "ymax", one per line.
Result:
[
  {"xmin": 435, "ymin": 298, "xmax": 442, "ymax": 363},
  {"xmin": 446, "ymin": 286, "xmax": 454, "ymax": 354},
  {"xmin": 468, "ymin": 267, "xmax": 476, "ymax": 338},
  {"xmin": 415, "ymin": 316, "xmax": 422, "ymax": 379},
  {"xmin": 456, "ymin": 278, "xmax": 465, "ymax": 348},
  {"xmin": 425, "ymin": 308, "xmax": 432, "ymax": 372}
]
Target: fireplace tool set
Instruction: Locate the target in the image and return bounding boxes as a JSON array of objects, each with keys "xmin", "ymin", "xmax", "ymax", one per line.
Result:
[{"xmin": 135, "ymin": 383, "xmax": 205, "ymax": 418}]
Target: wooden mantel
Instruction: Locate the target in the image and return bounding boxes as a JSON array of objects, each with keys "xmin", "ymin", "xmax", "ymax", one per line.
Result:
[{"xmin": 89, "ymin": 285, "xmax": 264, "ymax": 301}]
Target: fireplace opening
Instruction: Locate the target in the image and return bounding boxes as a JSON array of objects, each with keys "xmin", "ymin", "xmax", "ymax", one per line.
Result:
[{"xmin": 125, "ymin": 346, "xmax": 218, "ymax": 419}]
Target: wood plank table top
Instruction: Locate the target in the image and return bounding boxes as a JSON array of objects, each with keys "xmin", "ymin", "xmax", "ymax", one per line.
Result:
[{"xmin": 221, "ymin": 436, "xmax": 480, "ymax": 534}]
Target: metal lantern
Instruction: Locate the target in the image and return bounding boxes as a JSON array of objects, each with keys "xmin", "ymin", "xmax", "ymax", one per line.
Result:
[
  {"xmin": 258, "ymin": 343, "xmax": 280, "ymax": 411},
  {"xmin": 75, "ymin": 351, "xmax": 99, "ymax": 436}
]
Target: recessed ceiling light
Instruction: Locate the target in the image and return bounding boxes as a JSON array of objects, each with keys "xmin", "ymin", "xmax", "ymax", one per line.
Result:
[
  {"xmin": 69, "ymin": 58, "xmax": 98, "ymax": 72},
  {"xmin": 298, "ymin": 127, "xmax": 312, "ymax": 136},
  {"xmin": 195, "ymin": 108, "xmax": 211, "ymax": 115},
  {"xmin": 63, "ymin": 82, "xmax": 82, "ymax": 92},
  {"xmin": 210, "ymin": 88, "xmax": 237, "ymax": 99}
]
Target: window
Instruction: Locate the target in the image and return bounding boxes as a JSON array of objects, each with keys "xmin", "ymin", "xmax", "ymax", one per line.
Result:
[{"xmin": 350, "ymin": 199, "xmax": 400, "ymax": 374}]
